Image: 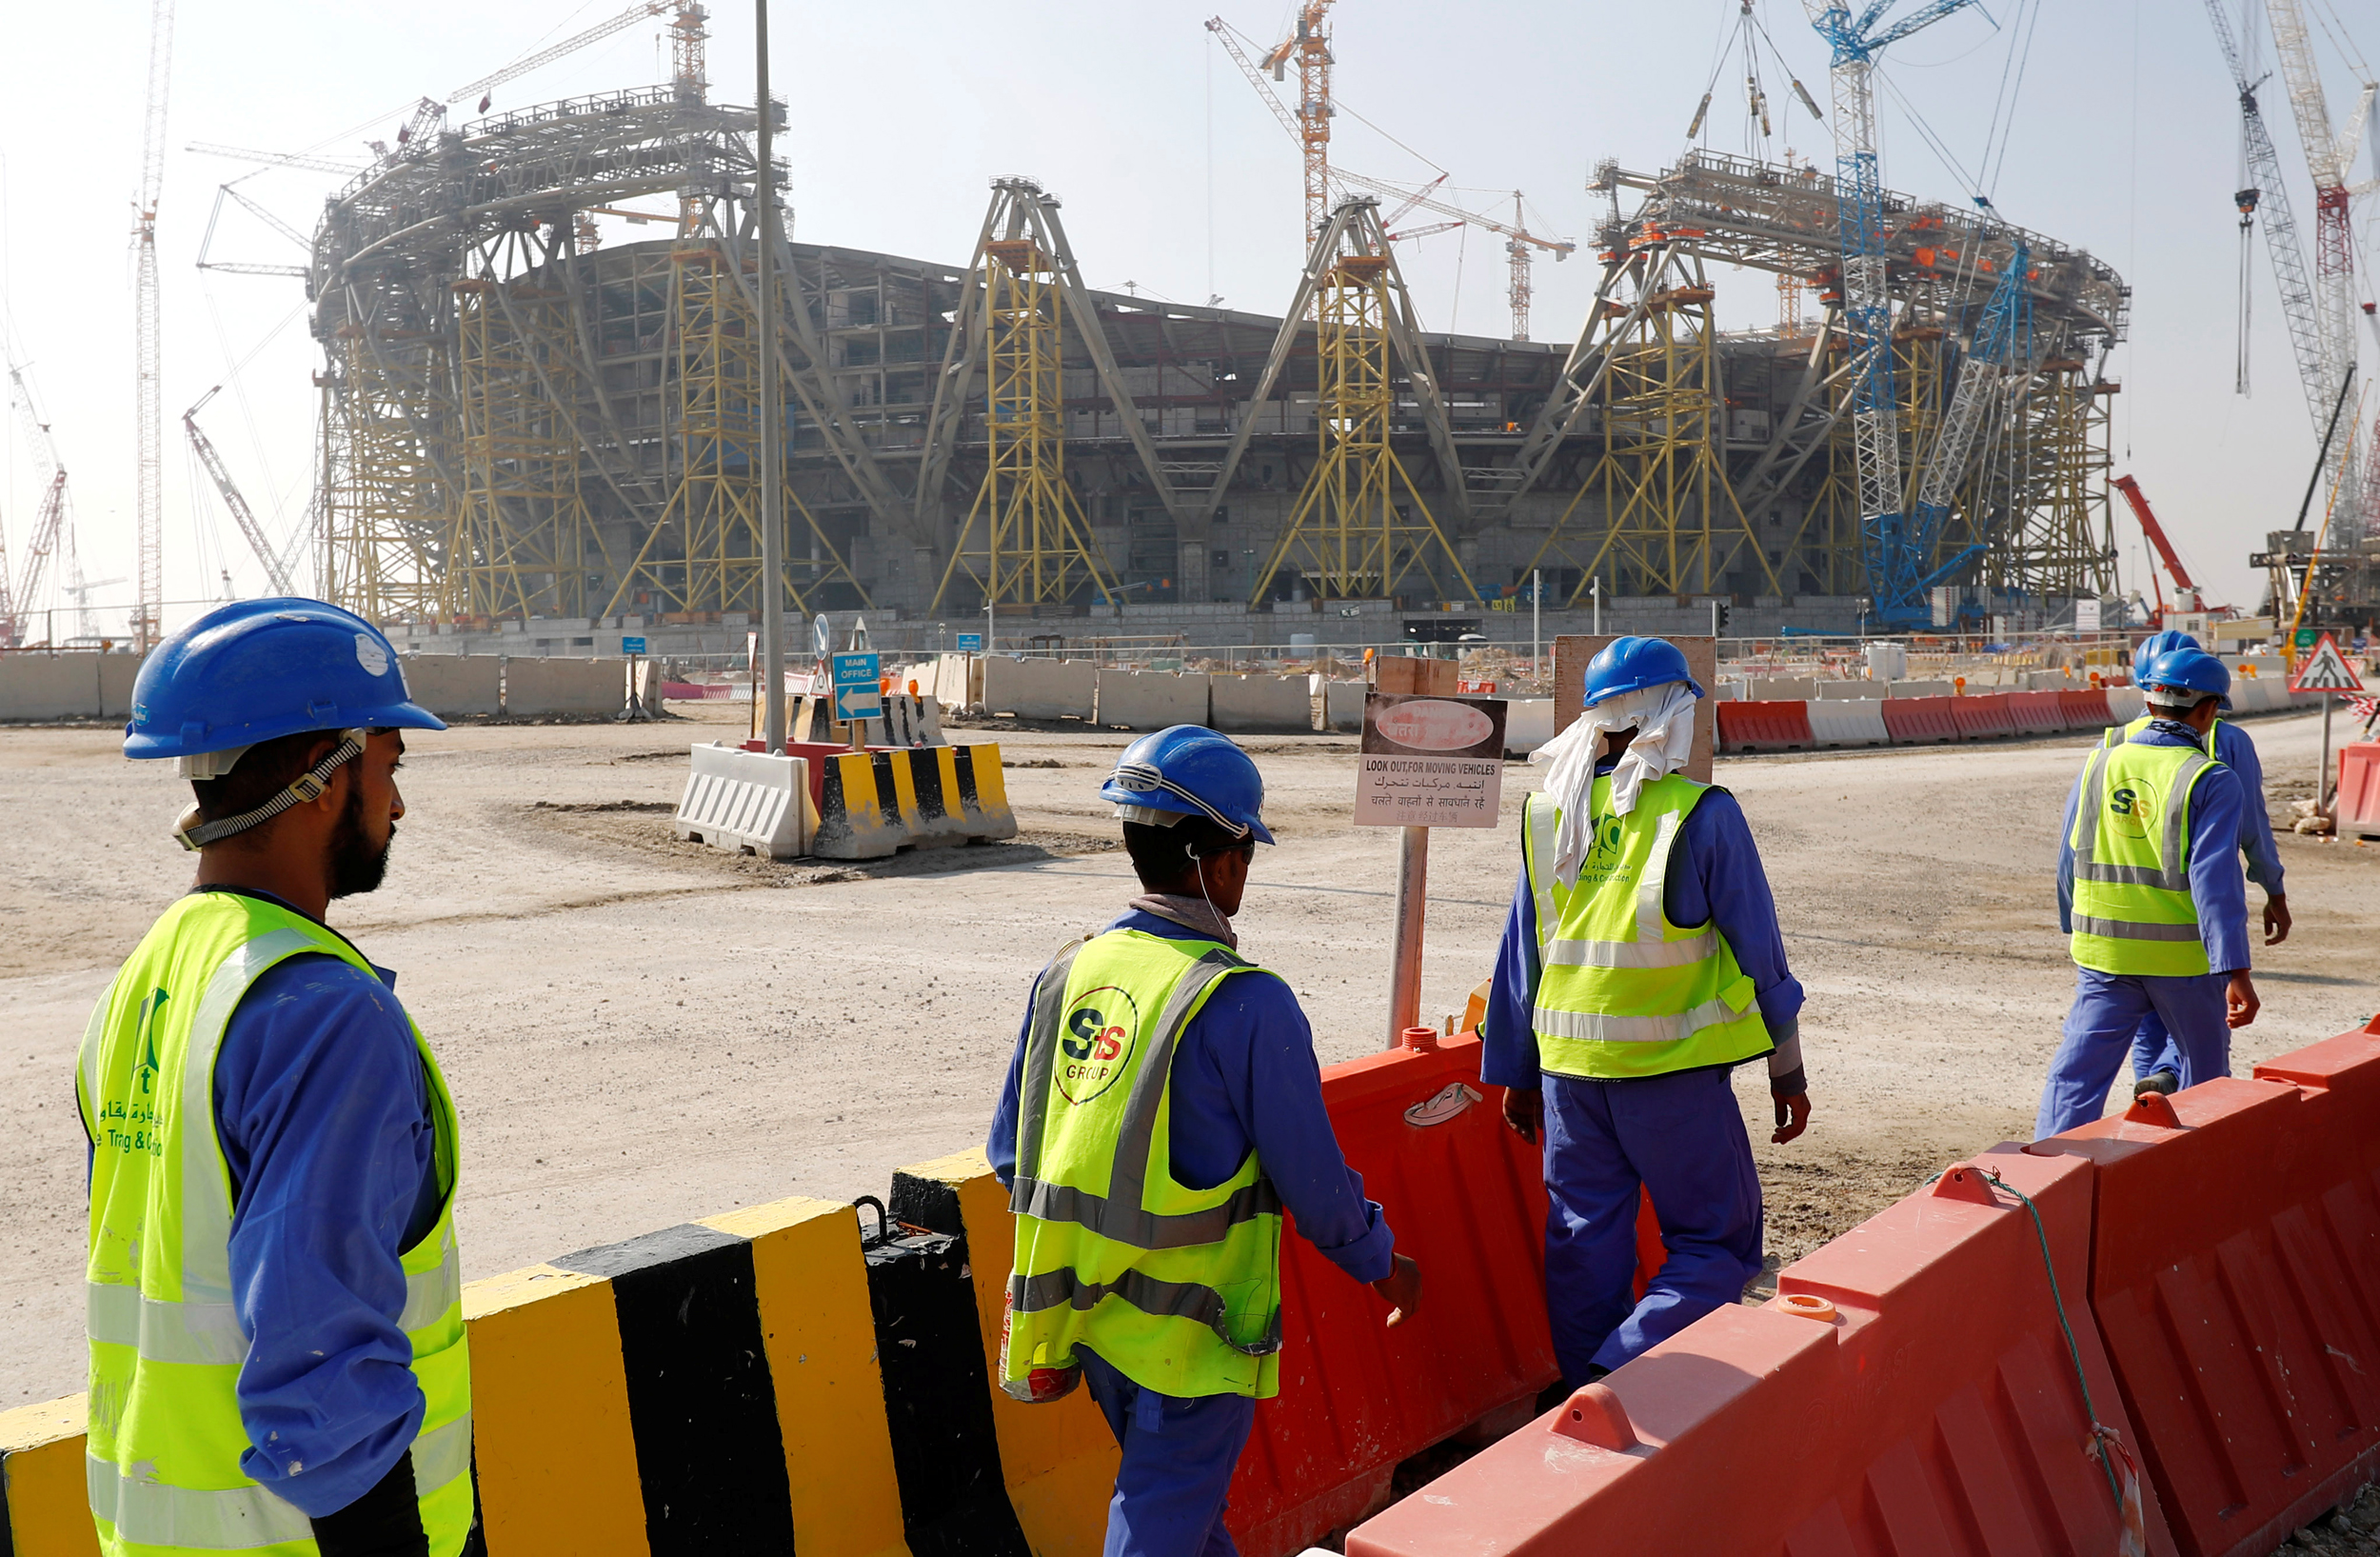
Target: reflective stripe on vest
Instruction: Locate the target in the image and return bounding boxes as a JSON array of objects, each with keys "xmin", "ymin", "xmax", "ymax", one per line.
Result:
[
  {"xmin": 1521, "ymin": 777, "xmax": 1773, "ymax": 1079},
  {"xmin": 79, "ymin": 893, "xmax": 473, "ymax": 1557},
  {"xmin": 2068, "ymin": 740, "xmax": 2219, "ymax": 976},
  {"xmin": 1002, "ymin": 928, "xmax": 1285, "ymax": 1401}
]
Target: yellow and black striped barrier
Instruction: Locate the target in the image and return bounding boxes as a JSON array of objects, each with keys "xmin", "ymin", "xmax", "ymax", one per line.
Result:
[{"xmin": 813, "ymin": 744, "xmax": 1017, "ymax": 861}]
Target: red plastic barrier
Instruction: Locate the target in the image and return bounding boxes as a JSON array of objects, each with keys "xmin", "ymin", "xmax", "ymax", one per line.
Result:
[
  {"xmin": 1949, "ymin": 691, "xmax": 2018, "ymax": 740},
  {"xmin": 1345, "ymin": 1145, "xmax": 2170, "ymax": 1556},
  {"xmin": 2007, "ymin": 689, "xmax": 2067, "ymax": 736},
  {"xmin": 2028, "ymin": 1028, "xmax": 2380, "ymax": 1557},
  {"xmin": 1879, "ymin": 694, "xmax": 1962, "ymax": 744},
  {"xmin": 2057, "ymin": 688, "xmax": 2115, "ymax": 733},
  {"xmin": 2334, "ymin": 742, "xmax": 2380, "ymax": 836},
  {"xmin": 1716, "ymin": 699, "xmax": 1815, "ymax": 754},
  {"xmin": 1226, "ymin": 1035, "xmax": 1664, "ymax": 1552}
]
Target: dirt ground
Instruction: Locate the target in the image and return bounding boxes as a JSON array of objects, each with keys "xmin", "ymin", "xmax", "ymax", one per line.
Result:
[{"xmin": 5, "ymin": 701, "xmax": 2375, "ymax": 1408}]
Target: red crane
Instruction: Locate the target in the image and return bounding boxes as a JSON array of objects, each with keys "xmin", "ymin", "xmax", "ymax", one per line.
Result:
[{"xmin": 2112, "ymin": 473, "xmax": 2216, "ymax": 623}]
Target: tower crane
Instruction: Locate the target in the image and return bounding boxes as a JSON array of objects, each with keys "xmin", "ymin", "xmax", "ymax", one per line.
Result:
[
  {"xmin": 2261, "ymin": 0, "xmax": 2377, "ymax": 535},
  {"xmin": 2205, "ymin": 0, "xmax": 2329, "ymax": 427},
  {"xmin": 1206, "ymin": 17, "xmax": 1573, "ymax": 338},
  {"xmin": 1800, "ymin": 0, "xmax": 1984, "ymax": 626},
  {"xmin": 130, "ymin": 0, "xmax": 173, "ymax": 651},
  {"xmin": 5, "ymin": 359, "xmax": 73, "ymax": 647},
  {"xmin": 183, "ymin": 388, "xmax": 295, "ymax": 597}
]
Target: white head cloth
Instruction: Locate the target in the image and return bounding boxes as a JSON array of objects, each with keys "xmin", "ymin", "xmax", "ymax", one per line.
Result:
[{"xmin": 1527, "ymin": 680, "xmax": 1700, "ymax": 888}]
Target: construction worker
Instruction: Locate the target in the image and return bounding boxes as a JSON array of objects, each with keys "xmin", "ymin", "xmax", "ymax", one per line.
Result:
[
  {"xmin": 987, "ymin": 726, "xmax": 1421, "ymax": 1557},
  {"xmin": 80, "ymin": 599, "xmax": 472, "ymax": 1556},
  {"xmin": 2100, "ymin": 629, "xmax": 2288, "ymax": 1096},
  {"xmin": 1481, "ymin": 637, "xmax": 1809, "ymax": 1388},
  {"xmin": 2037, "ymin": 645, "xmax": 2259, "ymax": 1137}
]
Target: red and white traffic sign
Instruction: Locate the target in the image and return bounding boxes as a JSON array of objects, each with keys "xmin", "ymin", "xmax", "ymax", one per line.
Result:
[{"xmin": 2290, "ymin": 631, "xmax": 2367, "ymax": 694}]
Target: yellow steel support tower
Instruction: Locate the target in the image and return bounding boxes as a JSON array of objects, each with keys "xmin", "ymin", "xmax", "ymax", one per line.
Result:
[
  {"xmin": 608, "ymin": 241, "xmax": 863, "ymax": 616},
  {"xmin": 1520, "ymin": 247, "xmax": 1776, "ymax": 602},
  {"xmin": 1247, "ymin": 250, "xmax": 1475, "ymax": 604},
  {"xmin": 932, "ymin": 233, "xmax": 1118, "ymax": 614},
  {"xmin": 325, "ymin": 328, "xmax": 453, "ymax": 622}
]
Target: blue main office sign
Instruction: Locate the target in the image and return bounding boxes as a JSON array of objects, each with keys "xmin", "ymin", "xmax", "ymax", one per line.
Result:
[
  {"xmin": 831, "ymin": 651, "xmax": 882, "ymax": 723},
  {"xmin": 830, "ymin": 651, "xmax": 881, "ymax": 689}
]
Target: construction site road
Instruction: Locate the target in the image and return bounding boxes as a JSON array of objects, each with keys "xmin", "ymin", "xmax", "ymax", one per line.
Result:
[{"xmin": 5, "ymin": 703, "xmax": 2374, "ymax": 1406}]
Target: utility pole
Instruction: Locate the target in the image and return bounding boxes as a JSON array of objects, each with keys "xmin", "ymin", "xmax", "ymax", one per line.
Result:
[{"xmin": 754, "ymin": 0, "xmax": 785, "ymax": 755}]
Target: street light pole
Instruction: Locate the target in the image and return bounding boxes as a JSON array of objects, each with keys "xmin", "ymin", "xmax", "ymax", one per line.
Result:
[{"xmin": 754, "ymin": 0, "xmax": 786, "ymax": 756}]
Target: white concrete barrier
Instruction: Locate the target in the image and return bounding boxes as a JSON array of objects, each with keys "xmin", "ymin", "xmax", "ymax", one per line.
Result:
[
  {"xmin": 982, "ymin": 656, "xmax": 1097, "ymax": 721},
  {"xmin": 100, "ymin": 655, "xmax": 142, "ymax": 719},
  {"xmin": 0, "ymin": 654, "xmax": 109, "ymax": 720},
  {"xmin": 1503, "ymin": 699, "xmax": 1556, "ymax": 755},
  {"xmin": 505, "ymin": 657, "xmax": 624, "ymax": 716},
  {"xmin": 1210, "ymin": 674, "xmax": 1312, "ymax": 733},
  {"xmin": 1743, "ymin": 675, "xmax": 1818, "ymax": 701},
  {"xmin": 2106, "ymin": 686, "xmax": 2146, "ymax": 723},
  {"xmin": 402, "ymin": 655, "xmax": 504, "ymax": 717},
  {"xmin": 1888, "ymin": 679, "xmax": 1954, "ymax": 697},
  {"xmin": 674, "ymin": 743, "xmax": 812, "ymax": 859},
  {"xmin": 1806, "ymin": 697, "xmax": 1889, "ymax": 748},
  {"xmin": 1317, "ymin": 679, "xmax": 1365, "ymax": 732},
  {"xmin": 1095, "ymin": 669, "xmax": 1210, "ymax": 730},
  {"xmin": 1815, "ymin": 681, "xmax": 1882, "ymax": 698}
]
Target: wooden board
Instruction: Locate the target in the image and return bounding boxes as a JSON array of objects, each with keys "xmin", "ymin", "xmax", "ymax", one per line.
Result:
[{"xmin": 1551, "ymin": 634, "xmax": 1716, "ymax": 783}]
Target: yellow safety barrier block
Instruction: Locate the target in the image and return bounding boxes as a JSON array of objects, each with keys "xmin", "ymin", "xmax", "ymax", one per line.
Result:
[
  {"xmin": 901, "ymin": 1148, "xmax": 1118, "ymax": 1557},
  {"xmin": 463, "ymin": 1264, "xmax": 647, "ymax": 1557},
  {"xmin": 0, "ymin": 1395, "xmax": 95, "ymax": 1557},
  {"xmin": 699, "ymin": 1198, "xmax": 910, "ymax": 1557}
]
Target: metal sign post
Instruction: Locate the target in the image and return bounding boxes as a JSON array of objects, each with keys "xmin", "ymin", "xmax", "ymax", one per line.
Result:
[
  {"xmin": 754, "ymin": 0, "xmax": 786, "ymax": 757},
  {"xmin": 1355, "ymin": 689, "xmax": 1508, "ymax": 1046}
]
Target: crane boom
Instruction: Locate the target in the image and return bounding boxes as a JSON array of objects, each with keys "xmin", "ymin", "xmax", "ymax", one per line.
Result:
[
  {"xmin": 131, "ymin": 0, "xmax": 173, "ymax": 651},
  {"xmin": 1801, "ymin": 0, "xmax": 1983, "ymax": 626},
  {"xmin": 184, "ymin": 390, "xmax": 295, "ymax": 597},
  {"xmin": 2112, "ymin": 473, "xmax": 2211, "ymax": 623},
  {"xmin": 186, "ymin": 142, "xmax": 363, "ymax": 176},
  {"xmin": 450, "ymin": 3, "xmax": 670, "ymax": 105}
]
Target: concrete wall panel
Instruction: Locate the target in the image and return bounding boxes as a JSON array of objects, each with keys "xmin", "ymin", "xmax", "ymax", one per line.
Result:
[
  {"xmin": 982, "ymin": 657, "xmax": 1096, "ymax": 721},
  {"xmin": 402, "ymin": 654, "xmax": 504, "ymax": 717},
  {"xmin": 506, "ymin": 657, "xmax": 623, "ymax": 716},
  {"xmin": 1209, "ymin": 674, "xmax": 1312, "ymax": 733},
  {"xmin": 0, "ymin": 654, "xmax": 107, "ymax": 721},
  {"xmin": 1095, "ymin": 670, "xmax": 1210, "ymax": 730},
  {"xmin": 1319, "ymin": 679, "xmax": 1365, "ymax": 732}
]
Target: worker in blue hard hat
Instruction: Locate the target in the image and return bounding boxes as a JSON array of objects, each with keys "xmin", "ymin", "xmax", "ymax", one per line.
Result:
[
  {"xmin": 2037, "ymin": 645, "xmax": 2259, "ymax": 1137},
  {"xmin": 985, "ymin": 724, "xmax": 1420, "ymax": 1557},
  {"xmin": 2093, "ymin": 629, "xmax": 2288, "ymax": 1097},
  {"xmin": 79, "ymin": 599, "xmax": 475, "ymax": 1556},
  {"xmin": 1480, "ymin": 636, "xmax": 1809, "ymax": 1389}
]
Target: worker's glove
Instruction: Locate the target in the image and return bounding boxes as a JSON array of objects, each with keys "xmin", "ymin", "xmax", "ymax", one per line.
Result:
[{"xmin": 1771, "ymin": 1088, "xmax": 1812, "ymax": 1146}]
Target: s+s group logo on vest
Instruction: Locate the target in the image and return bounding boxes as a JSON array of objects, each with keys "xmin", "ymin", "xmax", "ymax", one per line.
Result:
[
  {"xmin": 1059, "ymin": 985, "xmax": 1141, "ymax": 1106},
  {"xmin": 2107, "ymin": 777, "xmax": 2160, "ymax": 840}
]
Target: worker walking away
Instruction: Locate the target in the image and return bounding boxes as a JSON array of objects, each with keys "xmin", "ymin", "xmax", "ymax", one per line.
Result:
[
  {"xmin": 2037, "ymin": 646, "xmax": 2259, "ymax": 1137},
  {"xmin": 2099, "ymin": 629, "xmax": 2288, "ymax": 1097},
  {"xmin": 987, "ymin": 726, "xmax": 1421, "ymax": 1557},
  {"xmin": 1480, "ymin": 637, "xmax": 1809, "ymax": 1388},
  {"xmin": 80, "ymin": 599, "xmax": 473, "ymax": 1556}
]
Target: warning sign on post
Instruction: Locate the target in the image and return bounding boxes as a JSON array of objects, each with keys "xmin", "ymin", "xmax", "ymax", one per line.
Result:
[
  {"xmin": 2291, "ymin": 632, "xmax": 2366, "ymax": 693},
  {"xmin": 1355, "ymin": 692, "xmax": 1507, "ymax": 828}
]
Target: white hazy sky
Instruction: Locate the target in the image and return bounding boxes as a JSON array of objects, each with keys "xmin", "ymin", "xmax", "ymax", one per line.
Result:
[{"xmin": 3, "ymin": 0, "xmax": 2377, "ymax": 636}]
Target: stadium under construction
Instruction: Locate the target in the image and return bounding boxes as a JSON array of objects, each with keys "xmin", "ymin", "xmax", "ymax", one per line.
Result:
[{"xmin": 307, "ymin": 82, "xmax": 2134, "ymax": 650}]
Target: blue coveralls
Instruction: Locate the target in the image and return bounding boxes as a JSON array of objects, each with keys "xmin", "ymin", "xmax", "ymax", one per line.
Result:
[
  {"xmin": 2115, "ymin": 720, "xmax": 2282, "ymax": 1081},
  {"xmin": 84, "ymin": 886, "xmax": 444, "ymax": 1521},
  {"xmin": 1479, "ymin": 767, "xmax": 1806, "ymax": 1387},
  {"xmin": 987, "ymin": 909, "xmax": 1395, "ymax": 1557},
  {"xmin": 2036, "ymin": 724, "xmax": 2252, "ymax": 1138}
]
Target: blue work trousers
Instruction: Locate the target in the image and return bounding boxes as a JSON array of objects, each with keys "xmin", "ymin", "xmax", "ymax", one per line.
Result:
[
  {"xmin": 1542, "ymin": 1066, "xmax": 1764, "ymax": 1385},
  {"xmin": 1078, "ymin": 1347, "xmax": 1256, "ymax": 1557},
  {"xmin": 2129, "ymin": 1014, "xmax": 2183, "ymax": 1084},
  {"xmin": 2035, "ymin": 968, "xmax": 2231, "ymax": 1139}
]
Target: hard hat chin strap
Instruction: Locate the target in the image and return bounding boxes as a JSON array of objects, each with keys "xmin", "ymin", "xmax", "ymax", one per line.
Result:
[{"xmin": 174, "ymin": 730, "xmax": 367, "ymax": 853}]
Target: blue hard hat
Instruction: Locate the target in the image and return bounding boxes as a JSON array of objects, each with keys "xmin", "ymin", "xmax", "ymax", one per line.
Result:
[
  {"xmin": 2138, "ymin": 646, "xmax": 2231, "ymax": 708},
  {"xmin": 2132, "ymin": 629, "xmax": 2201, "ymax": 683},
  {"xmin": 125, "ymin": 597, "xmax": 446, "ymax": 763},
  {"xmin": 1579, "ymin": 635, "xmax": 1705, "ymax": 709},
  {"xmin": 1100, "ymin": 725, "xmax": 1274, "ymax": 845}
]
